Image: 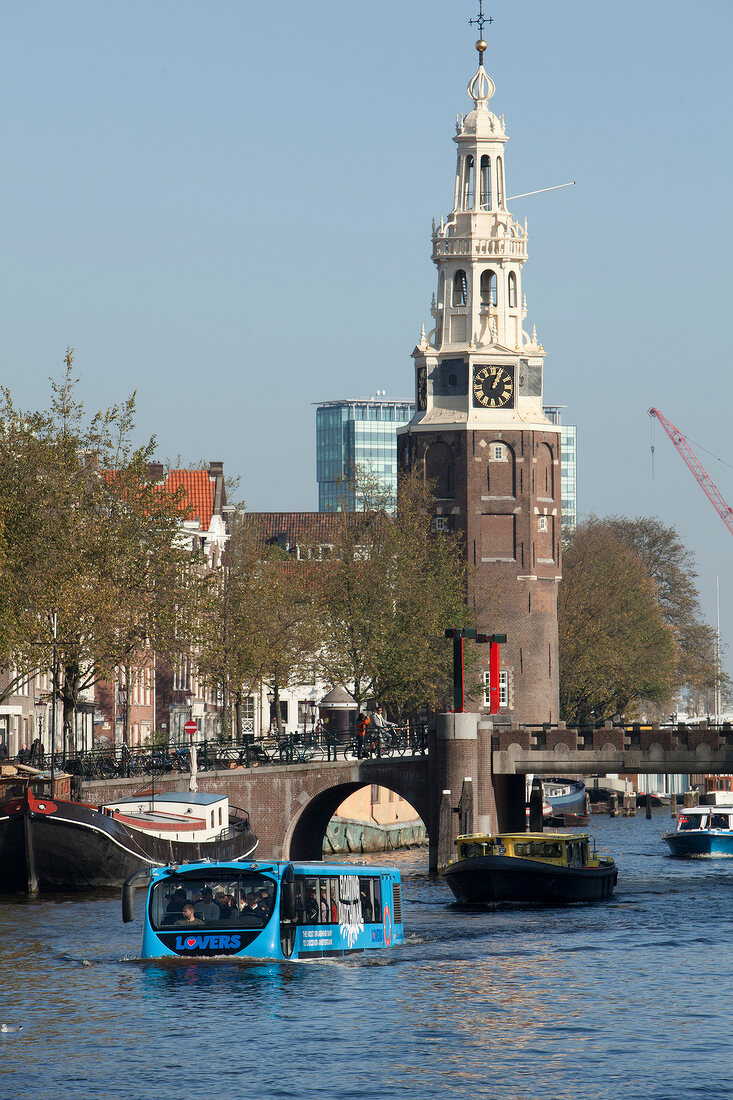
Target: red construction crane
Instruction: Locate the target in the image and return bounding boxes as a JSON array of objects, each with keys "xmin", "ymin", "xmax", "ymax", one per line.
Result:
[{"xmin": 648, "ymin": 407, "xmax": 733, "ymax": 537}]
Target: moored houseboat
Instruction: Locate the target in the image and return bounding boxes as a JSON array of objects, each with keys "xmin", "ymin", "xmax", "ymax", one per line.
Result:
[{"xmin": 0, "ymin": 774, "xmax": 257, "ymax": 893}]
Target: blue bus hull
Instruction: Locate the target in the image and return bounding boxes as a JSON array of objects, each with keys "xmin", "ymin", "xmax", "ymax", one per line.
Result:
[{"xmin": 135, "ymin": 860, "xmax": 404, "ymax": 961}]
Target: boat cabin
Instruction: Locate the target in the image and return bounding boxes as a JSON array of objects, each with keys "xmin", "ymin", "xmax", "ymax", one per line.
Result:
[
  {"xmin": 454, "ymin": 832, "xmax": 601, "ymax": 869},
  {"xmin": 101, "ymin": 792, "xmax": 232, "ymax": 843},
  {"xmin": 675, "ymin": 808, "xmax": 733, "ymax": 833}
]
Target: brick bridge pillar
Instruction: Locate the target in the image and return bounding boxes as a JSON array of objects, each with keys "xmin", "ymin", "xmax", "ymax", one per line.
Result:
[{"xmin": 429, "ymin": 712, "xmax": 480, "ymax": 872}]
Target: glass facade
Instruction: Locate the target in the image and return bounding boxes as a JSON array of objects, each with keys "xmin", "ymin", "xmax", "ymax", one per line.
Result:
[
  {"xmin": 316, "ymin": 399, "xmax": 415, "ymax": 511},
  {"xmin": 543, "ymin": 406, "xmax": 577, "ymax": 532}
]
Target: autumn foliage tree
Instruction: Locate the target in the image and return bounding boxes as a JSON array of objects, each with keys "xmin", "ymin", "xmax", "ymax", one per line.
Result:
[
  {"xmin": 559, "ymin": 520, "xmax": 676, "ymax": 724},
  {"xmin": 0, "ymin": 353, "xmax": 205, "ymax": 745}
]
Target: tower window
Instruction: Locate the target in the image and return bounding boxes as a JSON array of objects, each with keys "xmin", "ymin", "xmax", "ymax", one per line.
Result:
[
  {"xmin": 480, "ymin": 155, "xmax": 491, "ymax": 209},
  {"xmin": 508, "ymin": 272, "xmax": 517, "ymax": 308},
  {"xmin": 497, "ymin": 156, "xmax": 505, "ymax": 208},
  {"xmin": 480, "ymin": 269, "xmax": 497, "ymax": 307},
  {"xmin": 538, "ymin": 515, "xmax": 548, "ymax": 532},
  {"xmin": 453, "ymin": 270, "xmax": 468, "ymax": 307},
  {"xmin": 483, "ymin": 670, "xmax": 509, "ymax": 708},
  {"xmin": 463, "ymin": 155, "xmax": 475, "ymax": 209}
]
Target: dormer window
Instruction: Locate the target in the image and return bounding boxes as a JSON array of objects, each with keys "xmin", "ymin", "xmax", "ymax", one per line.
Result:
[
  {"xmin": 453, "ymin": 270, "xmax": 468, "ymax": 306},
  {"xmin": 480, "ymin": 156, "xmax": 491, "ymax": 210},
  {"xmin": 480, "ymin": 269, "xmax": 497, "ymax": 307},
  {"xmin": 508, "ymin": 272, "xmax": 517, "ymax": 308}
]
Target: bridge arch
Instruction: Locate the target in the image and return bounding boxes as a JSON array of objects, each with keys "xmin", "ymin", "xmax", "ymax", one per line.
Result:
[{"xmin": 286, "ymin": 770, "xmax": 432, "ymax": 861}]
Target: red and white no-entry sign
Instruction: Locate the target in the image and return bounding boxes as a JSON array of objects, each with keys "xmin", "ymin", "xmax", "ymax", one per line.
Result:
[{"xmin": 184, "ymin": 720, "xmax": 198, "ymax": 737}]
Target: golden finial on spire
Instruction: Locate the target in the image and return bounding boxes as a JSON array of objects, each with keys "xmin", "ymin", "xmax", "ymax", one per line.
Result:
[{"xmin": 469, "ymin": 1, "xmax": 493, "ymax": 63}]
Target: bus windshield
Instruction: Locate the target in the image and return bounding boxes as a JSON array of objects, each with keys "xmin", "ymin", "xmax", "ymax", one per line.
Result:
[{"xmin": 150, "ymin": 871, "xmax": 276, "ymax": 930}]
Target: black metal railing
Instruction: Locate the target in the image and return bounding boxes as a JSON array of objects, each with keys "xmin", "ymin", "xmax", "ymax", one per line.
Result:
[{"xmin": 10, "ymin": 724, "xmax": 430, "ymax": 781}]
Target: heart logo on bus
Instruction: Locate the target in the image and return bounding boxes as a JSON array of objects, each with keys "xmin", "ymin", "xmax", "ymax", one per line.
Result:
[{"xmin": 185, "ymin": 938, "xmax": 197, "ymax": 948}]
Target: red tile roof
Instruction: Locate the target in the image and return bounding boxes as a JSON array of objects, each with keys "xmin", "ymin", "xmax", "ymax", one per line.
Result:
[{"xmin": 164, "ymin": 470, "xmax": 215, "ymax": 531}]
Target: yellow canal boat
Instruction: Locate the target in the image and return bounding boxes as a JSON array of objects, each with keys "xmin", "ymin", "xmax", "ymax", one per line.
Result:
[{"xmin": 443, "ymin": 831, "xmax": 618, "ymax": 905}]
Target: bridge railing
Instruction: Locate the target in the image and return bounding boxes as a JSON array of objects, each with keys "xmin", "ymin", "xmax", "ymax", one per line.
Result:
[
  {"xmin": 494, "ymin": 722, "xmax": 733, "ymax": 754},
  {"xmin": 16, "ymin": 724, "xmax": 431, "ymax": 781}
]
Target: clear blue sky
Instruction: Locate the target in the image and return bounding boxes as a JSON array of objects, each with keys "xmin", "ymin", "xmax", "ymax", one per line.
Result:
[{"xmin": 3, "ymin": 0, "xmax": 733, "ymax": 689}]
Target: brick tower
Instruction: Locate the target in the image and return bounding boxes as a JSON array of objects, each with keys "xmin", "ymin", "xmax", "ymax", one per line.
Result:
[{"xmin": 398, "ymin": 29, "xmax": 561, "ymax": 725}]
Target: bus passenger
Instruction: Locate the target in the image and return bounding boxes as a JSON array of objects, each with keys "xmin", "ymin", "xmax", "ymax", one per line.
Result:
[
  {"xmin": 196, "ymin": 887, "xmax": 220, "ymax": 922},
  {"xmin": 305, "ymin": 886, "xmax": 319, "ymax": 923},
  {"xmin": 164, "ymin": 887, "xmax": 188, "ymax": 922},
  {"xmin": 174, "ymin": 903, "xmax": 204, "ymax": 927},
  {"xmin": 319, "ymin": 885, "xmax": 329, "ymax": 922},
  {"xmin": 360, "ymin": 886, "xmax": 373, "ymax": 923}
]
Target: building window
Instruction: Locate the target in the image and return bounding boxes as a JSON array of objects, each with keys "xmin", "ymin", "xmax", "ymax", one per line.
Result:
[
  {"xmin": 432, "ymin": 515, "xmax": 449, "ymax": 532},
  {"xmin": 480, "ymin": 269, "xmax": 497, "ymax": 306},
  {"xmin": 453, "ymin": 270, "xmax": 467, "ymax": 306},
  {"xmin": 497, "ymin": 156, "xmax": 504, "ymax": 207},
  {"xmin": 538, "ymin": 515, "xmax": 548, "ymax": 532},
  {"xmin": 482, "ymin": 670, "xmax": 509, "ymax": 708},
  {"xmin": 491, "ymin": 444, "xmax": 505, "ymax": 460},
  {"xmin": 508, "ymin": 272, "xmax": 517, "ymax": 308},
  {"xmin": 480, "ymin": 155, "xmax": 491, "ymax": 209},
  {"xmin": 463, "ymin": 155, "xmax": 475, "ymax": 208}
]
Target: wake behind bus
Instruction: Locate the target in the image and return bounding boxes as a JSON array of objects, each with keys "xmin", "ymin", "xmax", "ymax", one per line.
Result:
[{"xmin": 123, "ymin": 858, "xmax": 404, "ymax": 960}]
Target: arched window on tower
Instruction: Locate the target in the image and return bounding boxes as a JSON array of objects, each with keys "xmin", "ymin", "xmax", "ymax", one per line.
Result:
[
  {"xmin": 480, "ymin": 155, "xmax": 491, "ymax": 210},
  {"xmin": 497, "ymin": 156, "xmax": 505, "ymax": 208},
  {"xmin": 453, "ymin": 270, "xmax": 468, "ymax": 307},
  {"xmin": 463, "ymin": 155, "xmax": 475, "ymax": 209},
  {"xmin": 508, "ymin": 272, "xmax": 517, "ymax": 308},
  {"xmin": 480, "ymin": 269, "xmax": 497, "ymax": 307}
]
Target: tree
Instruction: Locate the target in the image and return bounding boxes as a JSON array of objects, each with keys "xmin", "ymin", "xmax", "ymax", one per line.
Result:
[
  {"xmin": 0, "ymin": 353, "xmax": 205, "ymax": 746},
  {"xmin": 559, "ymin": 520, "xmax": 675, "ymax": 724},
  {"xmin": 600, "ymin": 516, "xmax": 723, "ymax": 702},
  {"xmin": 317, "ymin": 470, "xmax": 470, "ymax": 715},
  {"xmin": 197, "ymin": 514, "xmax": 320, "ymax": 738}
]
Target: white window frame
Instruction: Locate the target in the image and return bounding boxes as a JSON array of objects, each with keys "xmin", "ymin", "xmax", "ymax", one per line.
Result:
[
  {"xmin": 432, "ymin": 516, "xmax": 449, "ymax": 532},
  {"xmin": 483, "ymin": 670, "xmax": 509, "ymax": 708},
  {"xmin": 538, "ymin": 515, "xmax": 548, "ymax": 532},
  {"xmin": 491, "ymin": 444, "xmax": 505, "ymax": 461}
]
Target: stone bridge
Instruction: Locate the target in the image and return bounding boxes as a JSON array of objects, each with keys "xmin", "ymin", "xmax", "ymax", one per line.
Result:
[{"xmin": 82, "ymin": 719, "xmax": 732, "ymax": 873}]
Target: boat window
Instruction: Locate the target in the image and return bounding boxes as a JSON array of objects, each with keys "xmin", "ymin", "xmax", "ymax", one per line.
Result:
[
  {"xmin": 678, "ymin": 815, "xmax": 705, "ymax": 831},
  {"xmin": 150, "ymin": 872, "xmax": 276, "ymax": 930},
  {"xmin": 514, "ymin": 840, "xmax": 564, "ymax": 860},
  {"xmin": 710, "ymin": 814, "xmax": 729, "ymax": 830}
]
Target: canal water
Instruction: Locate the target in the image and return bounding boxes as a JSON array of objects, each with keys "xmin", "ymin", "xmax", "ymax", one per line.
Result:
[{"xmin": 1, "ymin": 809, "xmax": 732, "ymax": 1100}]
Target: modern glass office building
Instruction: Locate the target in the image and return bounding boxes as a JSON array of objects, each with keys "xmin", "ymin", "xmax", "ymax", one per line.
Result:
[
  {"xmin": 543, "ymin": 406, "xmax": 578, "ymax": 532},
  {"xmin": 316, "ymin": 398, "xmax": 414, "ymax": 511}
]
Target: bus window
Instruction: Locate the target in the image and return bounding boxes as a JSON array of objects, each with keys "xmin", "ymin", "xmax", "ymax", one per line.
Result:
[
  {"xmin": 358, "ymin": 877, "xmax": 382, "ymax": 923},
  {"xmin": 328, "ymin": 879, "xmax": 339, "ymax": 923},
  {"xmin": 149, "ymin": 872, "xmax": 276, "ymax": 930},
  {"xmin": 304, "ymin": 877, "xmax": 320, "ymax": 923}
]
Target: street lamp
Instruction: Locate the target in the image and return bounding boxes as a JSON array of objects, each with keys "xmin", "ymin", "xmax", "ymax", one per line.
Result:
[
  {"xmin": 34, "ymin": 699, "xmax": 46, "ymax": 765},
  {"xmin": 117, "ymin": 684, "xmax": 128, "ymax": 747}
]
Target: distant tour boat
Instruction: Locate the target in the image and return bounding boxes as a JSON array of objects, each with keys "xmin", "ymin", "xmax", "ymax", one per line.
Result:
[
  {"xmin": 443, "ymin": 831, "xmax": 618, "ymax": 905},
  {"xmin": 663, "ymin": 805, "xmax": 733, "ymax": 858},
  {"xmin": 0, "ymin": 767, "xmax": 257, "ymax": 893}
]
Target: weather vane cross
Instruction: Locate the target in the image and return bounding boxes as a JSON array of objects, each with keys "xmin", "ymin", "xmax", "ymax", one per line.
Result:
[{"xmin": 469, "ymin": 0, "xmax": 493, "ymax": 39}]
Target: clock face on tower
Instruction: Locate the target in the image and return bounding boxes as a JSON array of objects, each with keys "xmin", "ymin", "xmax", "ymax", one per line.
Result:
[{"xmin": 472, "ymin": 364, "xmax": 515, "ymax": 409}]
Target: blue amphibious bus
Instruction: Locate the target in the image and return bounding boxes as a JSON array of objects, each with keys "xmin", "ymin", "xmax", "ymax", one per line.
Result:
[{"xmin": 123, "ymin": 859, "xmax": 404, "ymax": 960}]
